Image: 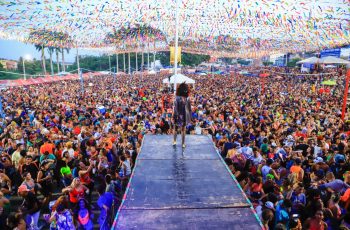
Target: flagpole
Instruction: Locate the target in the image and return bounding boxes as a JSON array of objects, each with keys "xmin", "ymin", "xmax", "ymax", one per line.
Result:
[
  {"xmin": 141, "ymin": 45, "xmax": 144, "ymax": 86},
  {"xmin": 135, "ymin": 51, "xmax": 138, "ymax": 72},
  {"xmin": 147, "ymin": 42, "xmax": 150, "ymax": 70},
  {"xmin": 128, "ymin": 52, "xmax": 131, "ymax": 75},
  {"xmin": 123, "ymin": 53, "xmax": 126, "ymax": 73},
  {"xmin": 173, "ymin": 0, "xmax": 180, "ymax": 94},
  {"xmin": 116, "ymin": 53, "xmax": 119, "ymax": 73},
  {"xmin": 77, "ymin": 47, "xmax": 83, "ymax": 94},
  {"xmin": 108, "ymin": 55, "xmax": 111, "ymax": 73}
]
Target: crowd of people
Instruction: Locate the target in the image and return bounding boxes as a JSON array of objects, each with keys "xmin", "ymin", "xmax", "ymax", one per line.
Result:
[{"xmin": 0, "ymin": 66, "xmax": 348, "ymax": 230}]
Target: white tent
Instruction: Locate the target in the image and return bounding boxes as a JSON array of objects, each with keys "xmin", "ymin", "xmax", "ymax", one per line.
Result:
[
  {"xmin": 319, "ymin": 56, "xmax": 350, "ymax": 65},
  {"xmin": 296, "ymin": 57, "xmax": 320, "ymax": 64},
  {"xmin": 57, "ymin": 71, "xmax": 70, "ymax": 76},
  {"xmin": 99, "ymin": 71, "xmax": 111, "ymax": 75},
  {"xmin": 148, "ymin": 70, "xmax": 156, "ymax": 75},
  {"xmin": 324, "ymin": 65, "xmax": 337, "ymax": 68},
  {"xmin": 162, "ymin": 74, "xmax": 195, "ymax": 84},
  {"xmin": 300, "ymin": 66, "xmax": 310, "ymax": 73}
]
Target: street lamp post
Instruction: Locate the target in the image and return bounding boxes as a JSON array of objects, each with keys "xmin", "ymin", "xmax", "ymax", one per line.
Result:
[
  {"xmin": 22, "ymin": 54, "xmax": 32, "ymax": 80},
  {"xmin": 113, "ymin": 66, "xmax": 116, "ymax": 85},
  {"xmin": 76, "ymin": 48, "xmax": 83, "ymax": 94},
  {"xmin": 173, "ymin": 0, "xmax": 180, "ymax": 93},
  {"xmin": 22, "ymin": 58, "xmax": 26, "ymax": 80},
  {"xmin": 123, "ymin": 53, "xmax": 126, "ymax": 73},
  {"xmin": 108, "ymin": 55, "xmax": 111, "ymax": 73},
  {"xmin": 116, "ymin": 53, "xmax": 119, "ymax": 73},
  {"xmin": 141, "ymin": 49, "xmax": 144, "ymax": 85},
  {"xmin": 147, "ymin": 42, "xmax": 150, "ymax": 70},
  {"xmin": 128, "ymin": 52, "xmax": 131, "ymax": 75},
  {"xmin": 135, "ymin": 51, "xmax": 138, "ymax": 72}
]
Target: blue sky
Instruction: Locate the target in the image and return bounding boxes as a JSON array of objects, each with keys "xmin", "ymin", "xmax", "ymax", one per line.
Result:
[{"xmin": 0, "ymin": 39, "xmax": 98, "ymax": 62}]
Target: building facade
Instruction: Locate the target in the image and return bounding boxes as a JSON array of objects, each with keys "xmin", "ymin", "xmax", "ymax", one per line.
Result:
[{"xmin": 0, "ymin": 60, "xmax": 18, "ymax": 70}]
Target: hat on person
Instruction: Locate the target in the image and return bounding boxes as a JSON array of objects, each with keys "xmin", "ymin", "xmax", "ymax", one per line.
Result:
[
  {"xmin": 265, "ymin": 201, "xmax": 275, "ymax": 210},
  {"xmin": 60, "ymin": 166, "xmax": 72, "ymax": 176},
  {"xmin": 17, "ymin": 184, "xmax": 29, "ymax": 193},
  {"xmin": 314, "ymin": 157, "xmax": 323, "ymax": 163},
  {"xmin": 341, "ymin": 134, "xmax": 347, "ymax": 140},
  {"xmin": 266, "ymin": 174, "xmax": 275, "ymax": 180},
  {"xmin": 40, "ymin": 160, "xmax": 51, "ymax": 167},
  {"xmin": 271, "ymin": 142, "xmax": 277, "ymax": 148}
]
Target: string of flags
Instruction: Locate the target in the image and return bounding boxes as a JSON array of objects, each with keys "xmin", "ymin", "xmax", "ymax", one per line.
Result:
[{"xmin": 0, "ymin": 0, "xmax": 349, "ymax": 58}]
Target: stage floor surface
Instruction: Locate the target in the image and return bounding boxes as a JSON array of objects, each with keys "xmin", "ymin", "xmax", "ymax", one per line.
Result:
[{"xmin": 113, "ymin": 135, "xmax": 262, "ymax": 230}]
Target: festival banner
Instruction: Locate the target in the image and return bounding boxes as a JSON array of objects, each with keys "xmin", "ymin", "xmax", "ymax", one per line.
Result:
[{"xmin": 170, "ymin": 46, "xmax": 181, "ymax": 65}]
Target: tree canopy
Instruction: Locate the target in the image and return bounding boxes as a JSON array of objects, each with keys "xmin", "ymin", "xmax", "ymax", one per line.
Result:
[{"xmin": 70, "ymin": 52, "xmax": 210, "ymax": 72}]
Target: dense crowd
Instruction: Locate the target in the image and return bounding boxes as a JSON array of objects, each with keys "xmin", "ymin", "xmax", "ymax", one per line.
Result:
[{"xmin": 0, "ymin": 66, "xmax": 348, "ymax": 230}]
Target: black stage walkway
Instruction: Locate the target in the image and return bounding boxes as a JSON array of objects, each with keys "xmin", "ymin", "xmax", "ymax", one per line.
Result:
[{"xmin": 112, "ymin": 135, "xmax": 262, "ymax": 230}]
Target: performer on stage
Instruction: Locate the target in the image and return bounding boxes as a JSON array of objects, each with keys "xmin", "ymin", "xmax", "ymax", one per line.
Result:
[{"xmin": 173, "ymin": 83, "xmax": 191, "ymax": 148}]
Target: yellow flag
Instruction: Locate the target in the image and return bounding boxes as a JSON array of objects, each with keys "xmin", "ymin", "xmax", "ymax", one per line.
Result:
[{"xmin": 311, "ymin": 84, "xmax": 315, "ymax": 93}]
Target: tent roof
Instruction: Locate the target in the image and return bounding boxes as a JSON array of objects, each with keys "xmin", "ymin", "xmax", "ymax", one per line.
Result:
[
  {"xmin": 296, "ymin": 56, "xmax": 350, "ymax": 65},
  {"xmin": 319, "ymin": 56, "xmax": 350, "ymax": 64},
  {"xmin": 296, "ymin": 57, "xmax": 320, "ymax": 64},
  {"xmin": 163, "ymin": 74, "xmax": 195, "ymax": 84}
]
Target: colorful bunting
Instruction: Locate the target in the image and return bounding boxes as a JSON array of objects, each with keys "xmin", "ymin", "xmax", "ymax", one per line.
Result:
[{"xmin": 0, "ymin": 0, "xmax": 348, "ymax": 58}]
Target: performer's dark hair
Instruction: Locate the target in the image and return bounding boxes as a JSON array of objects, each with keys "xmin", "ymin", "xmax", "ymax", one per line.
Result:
[{"xmin": 176, "ymin": 83, "xmax": 189, "ymax": 97}]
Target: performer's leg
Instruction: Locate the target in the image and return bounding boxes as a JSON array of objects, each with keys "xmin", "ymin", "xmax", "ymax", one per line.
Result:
[
  {"xmin": 173, "ymin": 125, "xmax": 177, "ymax": 145},
  {"xmin": 181, "ymin": 126, "xmax": 186, "ymax": 148}
]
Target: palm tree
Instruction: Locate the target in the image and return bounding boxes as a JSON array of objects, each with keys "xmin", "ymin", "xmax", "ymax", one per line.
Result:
[
  {"xmin": 35, "ymin": 44, "xmax": 47, "ymax": 75},
  {"xmin": 29, "ymin": 30, "xmax": 73, "ymax": 75},
  {"xmin": 47, "ymin": 47, "xmax": 55, "ymax": 75},
  {"xmin": 55, "ymin": 48, "xmax": 61, "ymax": 73},
  {"xmin": 61, "ymin": 48, "xmax": 70, "ymax": 72}
]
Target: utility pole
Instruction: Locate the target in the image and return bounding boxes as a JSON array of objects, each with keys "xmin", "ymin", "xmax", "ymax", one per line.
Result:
[
  {"xmin": 108, "ymin": 55, "xmax": 111, "ymax": 73},
  {"xmin": 123, "ymin": 53, "xmax": 126, "ymax": 73},
  {"xmin": 147, "ymin": 42, "xmax": 150, "ymax": 70},
  {"xmin": 22, "ymin": 58, "xmax": 26, "ymax": 80},
  {"xmin": 135, "ymin": 52, "xmax": 138, "ymax": 72},
  {"xmin": 77, "ymin": 48, "xmax": 83, "ymax": 94},
  {"xmin": 128, "ymin": 52, "xmax": 131, "ymax": 75},
  {"xmin": 116, "ymin": 53, "xmax": 119, "ymax": 73}
]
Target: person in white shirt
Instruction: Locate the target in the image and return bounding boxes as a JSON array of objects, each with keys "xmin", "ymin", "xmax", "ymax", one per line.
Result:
[
  {"xmin": 11, "ymin": 143, "xmax": 24, "ymax": 170},
  {"xmin": 238, "ymin": 141, "xmax": 253, "ymax": 161},
  {"xmin": 252, "ymin": 147, "xmax": 263, "ymax": 166}
]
